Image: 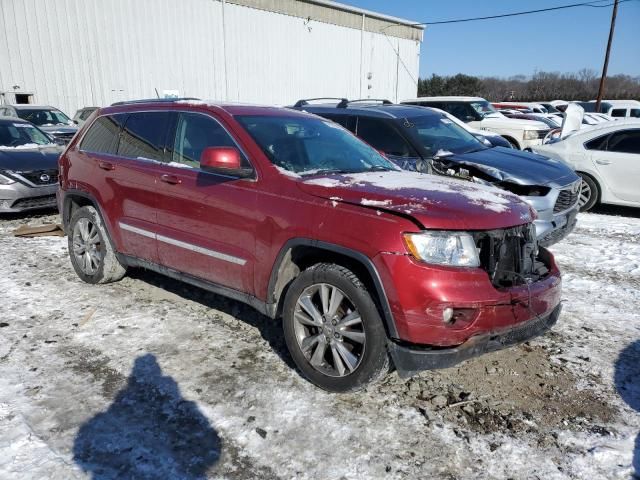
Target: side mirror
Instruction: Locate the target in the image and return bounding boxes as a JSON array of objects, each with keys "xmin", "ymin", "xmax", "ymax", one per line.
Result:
[
  {"xmin": 474, "ymin": 134, "xmax": 492, "ymax": 147},
  {"xmin": 465, "ymin": 115, "xmax": 476, "ymax": 122},
  {"xmin": 200, "ymin": 147, "xmax": 252, "ymax": 178},
  {"xmin": 73, "ymin": 120, "xmax": 79, "ymax": 125}
]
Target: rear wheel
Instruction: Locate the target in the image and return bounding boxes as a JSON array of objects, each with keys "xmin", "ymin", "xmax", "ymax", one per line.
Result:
[
  {"xmin": 68, "ymin": 206, "xmax": 126, "ymax": 284},
  {"xmin": 577, "ymin": 173, "xmax": 599, "ymax": 212},
  {"xmin": 282, "ymin": 263, "xmax": 389, "ymax": 392}
]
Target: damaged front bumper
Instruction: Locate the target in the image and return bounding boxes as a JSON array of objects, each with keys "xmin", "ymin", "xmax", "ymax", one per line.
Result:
[{"xmin": 389, "ymin": 304, "xmax": 561, "ymax": 377}]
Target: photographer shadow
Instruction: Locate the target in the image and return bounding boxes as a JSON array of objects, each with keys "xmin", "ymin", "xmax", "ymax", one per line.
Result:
[
  {"xmin": 615, "ymin": 340, "xmax": 640, "ymax": 478},
  {"xmin": 73, "ymin": 354, "xmax": 221, "ymax": 479}
]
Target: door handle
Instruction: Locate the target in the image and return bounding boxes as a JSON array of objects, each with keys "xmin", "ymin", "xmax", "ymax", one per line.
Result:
[
  {"xmin": 595, "ymin": 159, "xmax": 612, "ymax": 165},
  {"xmin": 98, "ymin": 160, "xmax": 115, "ymax": 171},
  {"xmin": 160, "ymin": 174, "xmax": 181, "ymax": 185}
]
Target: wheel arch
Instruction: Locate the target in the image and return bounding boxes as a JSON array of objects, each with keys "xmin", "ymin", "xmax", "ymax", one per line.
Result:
[
  {"xmin": 62, "ymin": 190, "xmax": 116, "ymax": 242},
  {"xmin": 267, "ymin": 239, "xmax": 398, "ymax": 339},
  {"xmin": 501, "ymin": 135, "xmax": 521, "ymax": 149},
  {"xmin": 576, "ymin": 170, "xmax": 602, "ymax": 203}
]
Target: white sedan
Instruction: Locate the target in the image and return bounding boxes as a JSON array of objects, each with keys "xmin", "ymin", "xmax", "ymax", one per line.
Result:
[{"xmin": 532, "ymin": 119, "xmax": 640, "ymax": 211}]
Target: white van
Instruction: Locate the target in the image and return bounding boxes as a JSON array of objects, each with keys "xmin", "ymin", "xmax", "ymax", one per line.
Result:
[
  {"xmin": 401, "ymin": 96, "xmax": 551, "ymax": 150},
  {"xmin": 589, "ymin": 100, "xmax": 640, "ymax": 119}
]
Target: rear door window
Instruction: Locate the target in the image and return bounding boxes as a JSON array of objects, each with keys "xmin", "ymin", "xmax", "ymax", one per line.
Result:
[
  {"xmin": 607, "ymin": 130, "xmax": 640, "ymax": 154},
  {"xmin": 79, "ymin": 115, "xmax": 126, "ymax": 155},
  {"xmin": 118, "ymin": 112, "xmax": 171, "ymax": 161},
  {"xmin": 585, "ymin": 134, "xmax": 609, "ymax": 151},
  {"xmin": 355, "ymin": 117, "xmax": 413, "ymax": 157},
  {"xmin": 170, "ymin": 112, "xmax": 242, "ymax": 169},
  {"xmin": 610, "ymin": 108, "xmax": 627, "ymax": 118}
]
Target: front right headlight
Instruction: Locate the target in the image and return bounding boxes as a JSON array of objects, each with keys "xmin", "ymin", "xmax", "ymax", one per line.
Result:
[
  {"xmin": 0, "ymin": 173, "xmax": 16, "ymax": 185},
  {"xmin": 403, "ymin": 231, "xmax": 480, "ymax": 267}
]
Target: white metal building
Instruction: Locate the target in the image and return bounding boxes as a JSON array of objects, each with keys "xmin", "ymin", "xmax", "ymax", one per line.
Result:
[{"xmin": 0, "ymin": 0, "xmax": 423, "ymax": 116}]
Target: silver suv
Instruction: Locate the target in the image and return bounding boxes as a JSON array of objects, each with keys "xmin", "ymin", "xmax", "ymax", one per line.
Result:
[{"xmin": 0, "ymin": 105, "xmax": 78, "ymax": 144}]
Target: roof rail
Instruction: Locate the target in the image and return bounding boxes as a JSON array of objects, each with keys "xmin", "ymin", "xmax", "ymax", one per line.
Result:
[
  {"xmin": 110, "ymin": 97, "xmax": 201, "ymax": 106},
  {"xmin": 293, "ymin": 97, "xmax": 348, "ymax": 108},
  {"xmin": 336, "ymin": 98, "xmax": 394, "ymax": 108}
]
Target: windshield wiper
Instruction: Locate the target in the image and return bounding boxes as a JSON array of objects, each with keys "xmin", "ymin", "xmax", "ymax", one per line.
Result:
[{"xmin": 298, "ymin": 168, "xmax": 359, "ymax": 177}]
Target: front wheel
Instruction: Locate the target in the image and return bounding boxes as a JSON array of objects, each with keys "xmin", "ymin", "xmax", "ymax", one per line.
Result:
[{"xmin": 282, "ymin": 264, "xmax": 390, "ymax": 392}]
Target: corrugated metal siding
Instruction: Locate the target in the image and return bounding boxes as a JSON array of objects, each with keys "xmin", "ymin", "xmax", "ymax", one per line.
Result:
[{"xmin": 0, "ymin": 0, "xmax": 420, "ymax": 116}]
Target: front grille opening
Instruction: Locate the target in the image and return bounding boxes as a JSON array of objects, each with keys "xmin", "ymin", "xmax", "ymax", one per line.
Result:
[
  {"xmin": 553, "ymin": 187, "xmax": 580, "ymax": 213},
  {"xmin": 17, "ymin": 169, "xmax": 59, "ymax": 186},
  {"xmin": 474, "ymin": 224, "xmax": 549, "ymax": 289}
]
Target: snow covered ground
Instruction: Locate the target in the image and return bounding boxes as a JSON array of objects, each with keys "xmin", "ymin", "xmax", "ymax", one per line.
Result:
[{"xmin": 0, "ymin": 208, "xmax": 639, "ymax": 479}]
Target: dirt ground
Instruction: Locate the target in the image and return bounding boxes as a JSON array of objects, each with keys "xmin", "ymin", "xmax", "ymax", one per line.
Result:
[{"xmin": 0, "ymin": 207, "xmax": 638, "ymax": 479}]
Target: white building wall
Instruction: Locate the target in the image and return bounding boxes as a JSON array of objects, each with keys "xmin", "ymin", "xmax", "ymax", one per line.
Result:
[{"xmin": 0, "ymin": 0, "xmax": 421, "ymax": 116}]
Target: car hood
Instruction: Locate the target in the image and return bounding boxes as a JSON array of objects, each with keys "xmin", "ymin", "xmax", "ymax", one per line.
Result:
[
  {"xmin": 481, "ymin": 116, "xmax": 549, "ymax": 130},
  {"xmin": 297, "ymin": 171, "xmax": 534, "ymax": 231},
  {"xmin": 0, "ymin": 145, "xmax": 63, "ymax": 171},
  {"xmin": 38, "ymin": 125, "xmax": 78, "ymax": 135},
  {"xmin": 445, "ymin": 147, "xmax": 579, "ymax": 188}
]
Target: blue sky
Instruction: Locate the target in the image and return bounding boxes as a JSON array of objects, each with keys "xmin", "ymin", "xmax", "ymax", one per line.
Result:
[{"xmin": 345, "ymin": 0, "xmax": 640, "ymax": 79}]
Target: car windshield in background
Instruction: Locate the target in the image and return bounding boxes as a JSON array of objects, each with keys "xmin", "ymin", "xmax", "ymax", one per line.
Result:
[
  {"xmin": 0, "ymin": 122, "xmax": 54, "ymax": 148},
  {"xmin": 16, "ymin": 108, "xmax": 72, "ymax": 126},
  {"xmin": 404, "ymin": 115, "xmax": 486, "ymax": 156},
  {"xmin": 470, "ymin": 101, "xmax": 498, "ymax": 117},
  {"xmin": 235, "ymin": 115, "xmax": 397, "ymax": 175}
]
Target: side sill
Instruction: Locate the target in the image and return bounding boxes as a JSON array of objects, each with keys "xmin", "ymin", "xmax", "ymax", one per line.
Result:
[{"xmin": 117, "ymin": 254, "xmax": 275, "ymax": 318}]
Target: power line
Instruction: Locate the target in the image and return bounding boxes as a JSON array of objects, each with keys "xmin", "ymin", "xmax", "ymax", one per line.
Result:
[{"xmin": 382, "ymin": 0, "xmax": 635, "ymax": 28}]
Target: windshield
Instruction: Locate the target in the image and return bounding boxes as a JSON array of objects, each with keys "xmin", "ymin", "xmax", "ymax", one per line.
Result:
[
  {"xmin": 470, "ymin": 101, "xmax": 498, "ymax": 117},
  {"xmin": 235, "ymin": 115, "xmax": 397, "ymax": 175},
  {"xmin": 403, "ymin": 115, "xmax": 486, "ymax": 156},
  {"xmin": 16, "ymin": 108, "xmax": 72, "ymax": 126},
  {"xmin": 0, "ymin": 122, "xmax": 54, "ymax": 148}
]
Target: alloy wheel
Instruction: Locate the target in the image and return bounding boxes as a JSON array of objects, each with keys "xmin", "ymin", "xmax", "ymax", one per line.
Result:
[
  {"xmin": 293, "ymin": 283, "xmax": 365, "ymax": 377},
  {"xmin": 578, "ymin": 179, "xmax": 592, "ymax": 209},
  {"xmin": 72, "ymin": 217, "xmax": 103, "ymax": 275}
]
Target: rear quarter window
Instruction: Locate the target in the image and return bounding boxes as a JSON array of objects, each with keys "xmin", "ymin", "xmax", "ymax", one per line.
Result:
[
  {"xmin": 79, "ymin": 115, "xmax": 124, "ymax": 154},
  {"xmin": 610, "ymin": 108, "xmax": 627, "ymax": 118}
]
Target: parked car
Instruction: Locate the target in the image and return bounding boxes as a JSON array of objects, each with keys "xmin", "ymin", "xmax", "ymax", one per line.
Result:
[
  {"xmin": 539, "ymin": 103, "xmax": 561, "ymax": 113},
  {"xmin": 73, "ymin": 107, "xmax": 99, "ymax": 127},
  {"xmin": 58, "ymin": 98, "xmax": 563, "ymax": 392},
  {"xmin": 532, "ymin": 119, "xmax": 640, "ymax": 212},
  {"xmin": 0, "ymin": 117, "xmax": 62, "ymax": 212},
  {"xmin": 432, "ymin": 107, "xmax": 514, "ymax": 149},
  {"xmin": 493, "ymin": 102, "xmax": 549, "ymax": 114},
  {"xmin": 586, "ymin": 100, "xmax": 640, "ymax": 119},
  {"xmin": 0, "ymin": 105, "xmax": 78, "ymax": 143},
  {"xmin": 291, "ymin": 99, "xmax": 581, "ymax": 247},
  {"xmin": 401, "ymin": 96, "xmax": 551, "ymax": 150},
  {"xmin": 503, "ymin": 112, "xmax": 562, "ymax": 129}
]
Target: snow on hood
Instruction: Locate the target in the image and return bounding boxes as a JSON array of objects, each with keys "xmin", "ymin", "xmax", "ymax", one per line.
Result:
[{"xmin": 298, "ymin": 171, "xmax": 534, "ymax": 230}]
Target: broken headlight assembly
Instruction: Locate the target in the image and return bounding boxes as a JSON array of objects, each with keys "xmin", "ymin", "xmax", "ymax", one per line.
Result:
[
  {"xmin": 498, "ymin": 182, "xmax": 550, "ymax": 197},
  {"xmin": 403, "ymin": 231, "xmax": 480, "ymax": 267}
]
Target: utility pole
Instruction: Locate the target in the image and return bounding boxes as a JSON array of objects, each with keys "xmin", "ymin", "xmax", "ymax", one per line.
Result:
[{"xmin": 595, "ymin": 0, "xmax": 619, "ymax": 112}]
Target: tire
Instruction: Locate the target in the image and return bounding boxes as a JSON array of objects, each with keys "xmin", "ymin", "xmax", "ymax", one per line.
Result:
[
  {"xmin": 282, "ymin": 263, "xmax": 390, "ymax": 392},
  {"xmin": 68, "ymin": 205, "xmax": 126, "ymax": 284},
  {"xmin": 504, "ymin": 137, "xmax": 521, "ymax": 149},
  {"xmin": 577, "ymin": 173, "xmax": 599, "ymax": 212}
]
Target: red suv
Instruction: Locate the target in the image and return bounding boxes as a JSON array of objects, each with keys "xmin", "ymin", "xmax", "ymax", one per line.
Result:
[{"xmin": 58, "ymin": 99, "xmax": 562, "ymax": 392}]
